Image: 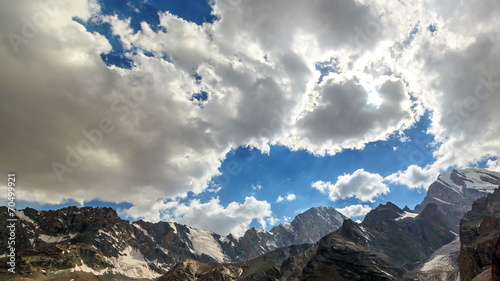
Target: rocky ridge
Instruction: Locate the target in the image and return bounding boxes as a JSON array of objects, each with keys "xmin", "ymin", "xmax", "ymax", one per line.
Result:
[
  {"xmin": 415, "ymin": 168, "xmax": 500, "ymax": 230},
  {"xmin": 460, "ymin": 187, "xmax": 500, "ymax": 281},
  {"xmin": 162, "ymin": 202, "xmax": 456, "ymax": 280},
  {"xmin": 0, "ymin": 206, "xmax": 345, "ymax": 280}
]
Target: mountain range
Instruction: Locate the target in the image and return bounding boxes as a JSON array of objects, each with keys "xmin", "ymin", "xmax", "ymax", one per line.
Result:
[
  {"xmin": 0, "ymin": 204, "xmax": 345, "ymax": 279},
  {"xmin": 1, "ymin": 167, "xmax": 500, "ymax": 281}
]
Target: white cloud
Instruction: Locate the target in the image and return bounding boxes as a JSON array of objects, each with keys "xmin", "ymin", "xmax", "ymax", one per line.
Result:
[
  {"xmin": 122, "ymin": 196, "xmax": 272, "ymax": 237},
  {"xmin": 4, "ymin": 0, "xmax": 499, "ymax": 227},
  {"xmin": 337, "ymin": 204, "xmax": 372, "ymax": 218},
  {"xmin": 289, "ymin": 77, "xmax": 416, "ymax": 155},
  {"xmin": 276, "ymin": 193, "xmax": 296, "ymax": 203},
  {"xmin": 486, "ymin": 159, "xmax": 500, "ymax": 173},
  {"xmin": 266, "ymin": 216, "xmax": 280, "ymax": 226},
  {"xmin": 206, "ymin": 185, "xmax": 223, "ymax": 193},
  {"xmin": 312, "ymin": 169, "xmax": 389, "ymax": 202},
  {"xmin": 0, "ymin": 0, "xmax": 416, "ymax": 214},
  {"xmin": 394, "ymin": 0, "xmax": 500, "ymax": 172},
  {"xmin": 385, "ymin": 165, "xmax": 438, "ymax": 189},
  {"xmin": 252, "ymin": 184, "xmax": 263, "ymax": 190}
]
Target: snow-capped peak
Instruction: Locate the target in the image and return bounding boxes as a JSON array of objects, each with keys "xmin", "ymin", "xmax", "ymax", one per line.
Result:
[{"xmin": 436, "ymin": 168, "xmax": 500, "ymax": 194}]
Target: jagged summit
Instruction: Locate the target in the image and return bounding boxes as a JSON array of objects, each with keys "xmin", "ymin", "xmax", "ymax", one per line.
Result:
[
  {"xmin": 416, "ymin": 168, "xmax": 500, "ymax": 229},
  {"xmin": 162, "ymin": 200, "xmax": 456, "ymax": 281},
  {"xmin": 436, "ymin": 168, "xmax": 500, "ymax": 194}
]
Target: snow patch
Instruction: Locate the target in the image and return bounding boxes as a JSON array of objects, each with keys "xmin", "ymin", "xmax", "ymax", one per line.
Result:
[
  {"xmin": 15, "ymin": 210, "xmax": 35, "ymax": 224},
  {"xmin": 39, "ymin": 233, "xmax": 76, "ymax": 243},
  {"xmin": 70, "ymin": 247, "xmax": 161, "ymax": 279},
  {"xmin": 188, "ymin": 228, "xmax": 227, "ymax": 263},
  {"xmin": 432, "ymin": 197, "xmax": 455, "ymax": 205},
  {"xmin": 358, "ymin": 225, "xmax": 371, "ymax": 241},
  {"xmin": 459, "ymin": 168, "xmax": 500, "ymax": 192},
  {"xmin": 169, "ymin": 222, "xmax": 178, "ymax": 234},
  {"xmin": 420, "ymin": 235, "xmax": 460, "ymax": 272},
  {"xmin": 421, "ymin": 254, "xmax": 455, "ymax": 272},
  {"xmin": 132, "ymin": 223, "xmax": 154, "ymax": 241},
  {"xmin": 395, "ymin": 211, "xmax": 418, "ymax": 221},
  {"xmin": 98, "ymin": 230, "xmax": 118, "ymax": 242},
  {"xmin": 437, "ymin": 172, "xmax": 461, "ymax": 194},
  {"xmin": 437, "ymin": 168, "xmax": 500, "ymax": 194},
  {"xmin": 158, "ymin": 246, "xmax": 169, "ymax": 255}
]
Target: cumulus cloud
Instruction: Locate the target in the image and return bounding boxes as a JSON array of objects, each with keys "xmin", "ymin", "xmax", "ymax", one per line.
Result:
[
  {"xmin": 486, "ymin": 159, "xmax": 500, "ymax": 173},
  {"xmin": 312, "ymin": 169, "xmax": 389, "ymax": 202},
  {"xmin": 394, "ymin": 0, "xmax": 500, "ymax": 172},
  {"xmin": 423, "ymin": 38, "xmax": 500, "ymax": 171},
  {"xmin": 336, "ymin": 204, "xmax": 372, "ymax": 218},
  {"xmin": 276, "ymin": 193, "xmax": 296, "ymax": 203},
  {"xmin": 291, "ymin": 77, "xmax": 414, "ymax": 154},
  {"xmin": 5, "ymin": 0, "xmax": 499, "ymax": 227},
  {"xmin": 120, "ymin": 196, "xmax": 272, "ymax": 237},
  {"xmin": 385, "ymin": 165, "xmax": 438, "ymax": 189},
  {"xmin": 0, "ymin": 0, "xmax": 415, "ymax": 214}
]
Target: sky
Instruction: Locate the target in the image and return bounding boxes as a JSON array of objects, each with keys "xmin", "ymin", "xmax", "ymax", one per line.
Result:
[{"xmin": 1, "ymin": 0, "xmax": 500, "ymax": 236}]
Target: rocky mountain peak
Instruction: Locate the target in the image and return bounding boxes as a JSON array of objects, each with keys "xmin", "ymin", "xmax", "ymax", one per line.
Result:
[
  {"xmin": 361, "ymin": 201, "xmax": 404, "ymax": 229},
  {"xmin": 285, "ymin": 206, "xmax": 346, "ymax": 244},
  {"xmin": 416, "ymin": 168, "xmax": 500, "ymax": 229}
]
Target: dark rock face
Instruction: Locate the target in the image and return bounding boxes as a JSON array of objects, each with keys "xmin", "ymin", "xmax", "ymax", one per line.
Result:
[
  {"xmin": 299, "ymin": 218, "xmax": 401, "ymax": 281},
  {"xmin": 157, "ymin": 259, "xmax": 233, "ymax": 281},
  {"xmin": 460, "ymin": 187, "xmax": 500, "ymax": 281},
  {"xmin": 298, "ymin": 202, "xmax": 455, "ymax": 280},
  {"xmin": 158, "ymin": 244, "xmax": 314, "ymax": 281},
  {"xmin": 286, "ymin": 206, "xmax": 346, "ymax": 244},
  {"xmin": 416, "ymin": 168, "xmax": 500, "ymax": 231},
  {"xmin": 235, "ymin": 206, "xmax": 346, "ymax": 261},
  {"xmin": 0, "ymin": 206, "xmax": 173, "ymax": 277},
  {"xmin": 493, "ymin": 235, "xmax": 500, "ymax": 281}
]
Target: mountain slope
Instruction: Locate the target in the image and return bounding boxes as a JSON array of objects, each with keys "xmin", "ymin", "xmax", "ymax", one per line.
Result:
[
  {"xmin": 0, "ymin": 206, "xmax": 345, "ymax": 279},
  {"xmin": 238, "ymin": 206, "xmax": 346, "ymax": 260},
  {"xmin": 415, "ymin": 168, "xmax": 500, "ymax": 230},
  {"xmin": 157, "ymin": 244, "xmax": 315, "ymax": 281},
  {"xmin": 161, "ymin": 202, "xmax": 456, "ymax": 281},
  {"xmin": 298, "ymin": 202, "xmax": 455, "ymax": 280}
]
